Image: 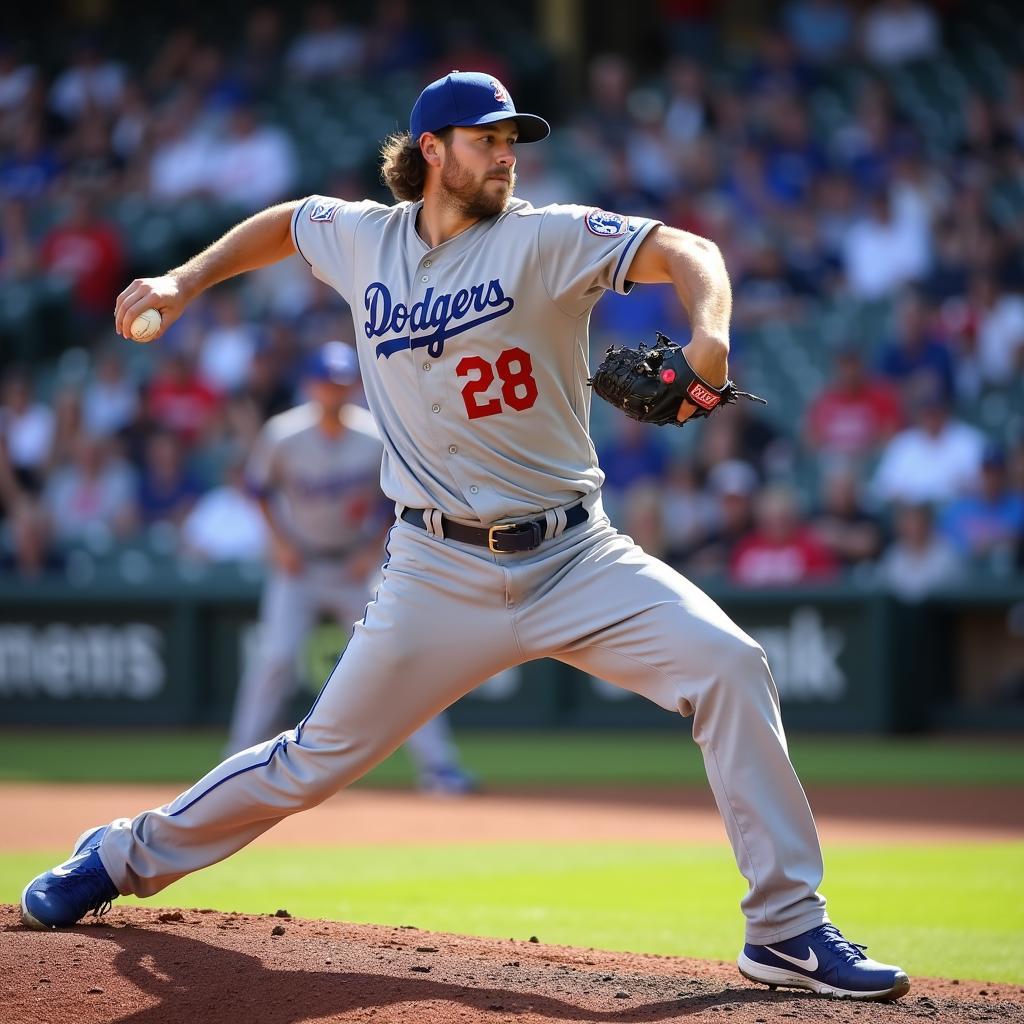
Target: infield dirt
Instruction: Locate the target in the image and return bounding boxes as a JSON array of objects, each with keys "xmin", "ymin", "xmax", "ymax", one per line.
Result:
[{"xmin": 3, "ymin": 904, "xmax": 1023, "ymax": 1024}]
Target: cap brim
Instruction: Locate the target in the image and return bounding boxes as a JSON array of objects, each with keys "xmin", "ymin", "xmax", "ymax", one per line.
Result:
[{"xmin": 450, "ymin": 109, "xmax": 550, "ymax": 143}]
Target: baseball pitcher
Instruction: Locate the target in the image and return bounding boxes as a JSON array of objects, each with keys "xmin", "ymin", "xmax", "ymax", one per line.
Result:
[{"xmin": 23, "ymin": 71, "xmax": 908, "ymax": 1001}]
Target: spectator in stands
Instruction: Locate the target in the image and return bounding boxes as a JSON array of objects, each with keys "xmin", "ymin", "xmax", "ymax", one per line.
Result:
[
  {"xmin": 730, "ymin": 483, "xmax": 838, "ymax": 586},
  {"xmin": 761, "ymin": 98, "xmax": 827, "ymax": 208},
  {"xmin": 286, "ymin": 2, "xmax": 365, "ymax": 80},
  {"xmin": 813, "ymin": 171, "xmax": 858, "ymax": 256},
  {"xmin": 364, "ymin": 0, "xmax": 428, "ymax": 76},
  {"xmin": 197, "ymin": 290, "xmax": 259, "ymax": 395},
  {"xmin": 743, "ymin": 27, "xmax": 810, "ymax": 98},
  {"xmin": 0, "ymin": 199, "xmax": 37, "ymax": 280},
  {"xmin": 49, "ymin": 37, "xmax": 125, "ymax": 122},
  {"xmin": 110, "ymin": 80, "xmax": 150, "ymax": 163},
  {"xmin": 199, "ymin": 392, "xmax": 265, "ymax": 482},
  {"xmin": 0, "ymin": 119, "xmax": 60, "ymax": 201},
  {"xmin": 782, "ymin": 0, "xmax": 854, "ymax": 65},
  {"xmin": 233, "ymin": 7, "xmax": 285, "ymax": 100},
  {"xmin": 242, "ymin": 337, "xmax": 298, "ymax": 422},
  {"xmin": 661, "ymin": 456, "xmax": 718, "ymax": 567},
  {"xmin": 924, "ymin": 217, "xmax": 971, "ymax": 301},
  {"xmin": 679, "ymin": 459, "xmax": 758, "ymax": 577},
  {"xmin": 580, "ymin": 54, "xmax": 634, "ymax": 148},
  {"xmin": 810, "ymin": 464, "xmax": 885, "ymax": 572},
  {"xmin": 0, "ymin": 369, "xmax": 54, "ymax": 495},
  {"xmin": 699, "ymin": 403, "xmax": 791, "ymax": 482},
  {"xmin": 966, "ymin": 274, "xmax": 1024, "ymax": 389},
  {"xmin": 877, "ymin": 289, "xmax": 956, "ymax": 401},
  {"xmin": 860, "ymin": 0, "xmax": 941, "ymax": 66},
  {"xmin": 82, "ymin": 348, "xmax": 139, "ymax": 439},
  {"xmin": 146, "ymin": 349, "xmax": 222, "ymax": 447},
  {"xmin": 804, "ymin": 346, "xmax": 902, "ymax": 462},
  {"xmin": 877, "ymin": 502, "xmax": 963, "ymax": 601},
  {"xmin": 43, "ymin": 434, "xmax": 137, "ymax": 545},
  {"xmin": 206, "ymin": 103, "xmax": 297, "ymax": 212},
  {"xmin": 732, "ymin": 237, "xmax": 811, "ymax": 329},
  {"xmin": 0, "ymin": 497, "xmax": 62, "ymax": 579},
  {"xmin": 0, "ymin": 43, "xmax": 37, "ymax": 115},
  {"xmin": 148, "ymin": 102, "xmax": 211, "ymax": 203},
  {"xmin": 841, "ymin": 187, "xmax": 930, "ymax": 299},
  {"xmin": 872, "ymin": 392, "xmax": 985, "ymax": 505},
  {"xmin": 780, "ymin": 207, "xmax": 842, "ymax": 297},
  {"xmin": 46, "ymin": 387, "xmax": 84, "ymax": 473},
  {"xmin": 180, "ymin": 456, "xmax": 267, "ymax": 562},
  {"xmin": 137, "ymin": 430, "xmax": 205, "ymax": 528},
  {"xmin": 62, "ymin": 113, "xmax": 125, "ymax": 200},
  {"xmin": 663, "ymin": 57, "xmax": 709, "ymax": 146},
  {"xmin": 39, "ymin": 191, "xmax": 125, "ymax": 322},
  {"xmin": 940, "ymin": 444, "xmax": 1024, "ymax": 570}
]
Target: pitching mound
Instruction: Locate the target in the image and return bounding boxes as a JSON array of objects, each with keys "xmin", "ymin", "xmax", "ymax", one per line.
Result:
[{"xmin": 2, "ymin": 906, "xmax": 1022, "ymax": 1023}]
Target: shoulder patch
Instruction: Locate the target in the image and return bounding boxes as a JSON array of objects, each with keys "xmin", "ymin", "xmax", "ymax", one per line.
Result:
[
  {"xmin": 585, "ymin": 209, "xmax": 627, "ymax": 237},
  {"xmin": 309, "ymin": 199, "xmax": 341, "ymax": 223}
]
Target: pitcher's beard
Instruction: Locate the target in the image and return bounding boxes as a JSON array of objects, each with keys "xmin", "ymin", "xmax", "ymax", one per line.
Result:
[{"xmin": 440, "ymin": 152, "xmax": 516, "ymax": 218}]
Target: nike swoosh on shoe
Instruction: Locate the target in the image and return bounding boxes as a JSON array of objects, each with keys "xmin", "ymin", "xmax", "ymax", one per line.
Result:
[
  {"xmin": 763, "ymin": 946, "xmax": 819, "ymax": 972},
  {"xmin": 51, "ymin": 852, "xmax": 90, "ymax": 877}
]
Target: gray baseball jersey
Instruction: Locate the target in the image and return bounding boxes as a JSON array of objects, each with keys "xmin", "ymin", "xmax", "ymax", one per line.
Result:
[
  {"xmin": 246, "ymin": 401, "xmax": 384, "ymax": 555},
  {"xmin": 291, "ymin": 197, "xmax": 658, "ymax": 522}
]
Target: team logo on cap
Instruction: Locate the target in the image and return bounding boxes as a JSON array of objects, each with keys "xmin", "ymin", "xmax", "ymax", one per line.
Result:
[
  {"xmin": 491, "ymin": 79, "xmax": 509, "ymax": 104},
  {"xmin": 309, "ymin": 200, "xmax": 341, "ymax": 223},
  {"xmin": 585, "ymin": 209, "xmax": 627, "ymax": 236}
]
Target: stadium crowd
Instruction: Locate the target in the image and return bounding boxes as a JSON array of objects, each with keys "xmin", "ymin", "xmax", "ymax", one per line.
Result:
[{"xmin": 1, "ymin": 0, "xmax": 1023, "ymax": 597}]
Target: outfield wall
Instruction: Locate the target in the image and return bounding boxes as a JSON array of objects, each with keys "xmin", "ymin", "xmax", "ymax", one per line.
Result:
[{"xmin": 0, "ymin": 573, "xmax": 1021, "ymax": 732}]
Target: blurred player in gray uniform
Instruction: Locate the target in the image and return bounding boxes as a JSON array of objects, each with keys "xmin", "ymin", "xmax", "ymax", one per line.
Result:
[
  {"xmin": 24, "ymin": 72, "xmax": 907, "ymax": 1001},
  {"xmin": 231, "ymin": 339, "xmax": 472, "ymax": 794}
]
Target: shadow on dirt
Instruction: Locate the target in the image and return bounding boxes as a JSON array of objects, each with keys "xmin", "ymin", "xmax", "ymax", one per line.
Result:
[{"xmin": 87, "ymin": 923, "xmax": 823, "ymax": 1024}]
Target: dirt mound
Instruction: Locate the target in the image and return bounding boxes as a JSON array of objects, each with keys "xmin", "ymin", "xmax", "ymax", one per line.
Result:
[{"xmin": 2, "ymin": 905, "xmax": 1021, "ymax": 1023}]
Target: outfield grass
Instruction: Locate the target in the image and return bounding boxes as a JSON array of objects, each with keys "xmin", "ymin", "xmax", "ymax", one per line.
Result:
[
  {"xmin": 3, "ymin": 842, "xmax": 1021, "ymax": 984},
  {"xmin": 0, "ymin": 729, "xmax": 1022, "ymax": 786}
]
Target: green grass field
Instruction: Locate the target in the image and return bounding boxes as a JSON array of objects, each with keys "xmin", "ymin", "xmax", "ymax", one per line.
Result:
[
  {"xmin": 2, "ymin": 730, "xmax": 1022, "ymax": 984},
  {"xmin": 0, "ymin": 729, "xmax": 1022, "ymax": 786}
]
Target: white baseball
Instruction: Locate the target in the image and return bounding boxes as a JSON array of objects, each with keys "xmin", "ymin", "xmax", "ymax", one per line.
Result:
[{"xmin": 130, "ymin": 308, "xmax": 162, "ymax": 342}]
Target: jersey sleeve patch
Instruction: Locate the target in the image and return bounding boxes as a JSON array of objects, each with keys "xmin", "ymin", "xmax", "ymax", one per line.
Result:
[
  {"xmin": 585, "ymin": 209, "xmax": 627, "ymax": 237},
  {"xmin": 309, "ymin": 199, "xmax": 342, "ymax": 223}
]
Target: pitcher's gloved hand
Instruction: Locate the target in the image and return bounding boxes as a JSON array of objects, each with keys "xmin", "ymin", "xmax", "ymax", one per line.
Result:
[{"xmin": 589, "ymin": 332, "xmax": 767, "ymax": 427}]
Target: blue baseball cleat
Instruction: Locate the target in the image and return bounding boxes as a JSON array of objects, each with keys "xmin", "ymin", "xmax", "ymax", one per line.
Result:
[
  {"xmin": 738, "ymin": 923, "xmax": 910, "ymax": 1001},
  {"xmin": 21, "ymin": 825, "xmax": 119, "ymax": 930}
]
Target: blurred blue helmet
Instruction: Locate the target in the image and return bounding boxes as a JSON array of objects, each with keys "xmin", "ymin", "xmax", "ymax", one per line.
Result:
[{"xmin": 304, "ymin": 341, "xmax": 359, "ymax": 385}]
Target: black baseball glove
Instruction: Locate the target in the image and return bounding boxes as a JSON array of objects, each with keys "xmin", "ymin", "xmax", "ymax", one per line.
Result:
[{"xmin": 588, "ymin": 332, "xmax": 766, "ymax": 427}]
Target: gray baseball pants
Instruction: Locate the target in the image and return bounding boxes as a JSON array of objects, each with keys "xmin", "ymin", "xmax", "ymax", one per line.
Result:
[
  {"xmin": 100, "ymin": 493, "xmax": 828, "ymax": 943},
  {"xmin": 227, "ymin": 561, "xmax": 461, "ymax": 774}
]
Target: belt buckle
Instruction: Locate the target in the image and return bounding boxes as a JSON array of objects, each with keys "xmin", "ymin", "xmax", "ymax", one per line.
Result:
[{"xmin": 487, "ymin": 521, "xmax": 542, "ymax": 553}]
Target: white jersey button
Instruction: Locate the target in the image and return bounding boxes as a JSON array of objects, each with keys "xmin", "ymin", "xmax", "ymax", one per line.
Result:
[
  {"xmin": 470, "ymin": 486, "xmax": 479, "ymax": 494},
  {"xmin": 448, "ymin": 445, "xmax": 458, "ymax": 454},
  {"xmin": 423, "ymin": 259, "xmax": 432, "ymax": 267},
  {"xmin": 422, "ymin": 362, "xmax": 432, "ymax": 371},
  {"xmin": 431, "ymin": 403, "xmax": 441, "ymax": 413},
  {"xmin": 421, "ymin": 275, "xmax": 429, "ymax": 282}
]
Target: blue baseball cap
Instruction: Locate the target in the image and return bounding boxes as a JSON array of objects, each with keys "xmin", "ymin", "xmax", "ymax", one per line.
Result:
[
  {"xmin": 304, "ymin": 341, "xmax": 359, "ymax": 385},
  {"xmin": 410, "ymin": 71, "xmax": 550, "ymax": 143}
]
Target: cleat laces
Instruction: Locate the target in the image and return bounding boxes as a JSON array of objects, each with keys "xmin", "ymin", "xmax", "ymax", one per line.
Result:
[{"xmin": 814, "ymin": 924, "xmax": 868, "ymax": 964}]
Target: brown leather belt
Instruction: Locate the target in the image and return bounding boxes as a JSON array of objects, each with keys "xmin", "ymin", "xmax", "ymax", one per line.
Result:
[{"xmin": 400, "ymin": 502, "xmax": 588, "ymax": 553}]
